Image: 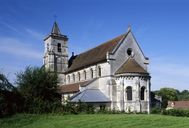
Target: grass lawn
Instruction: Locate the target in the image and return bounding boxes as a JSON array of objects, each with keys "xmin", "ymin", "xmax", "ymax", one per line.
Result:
[{"xmin": 1, "ymin": 114, "xmax": 189, "ymax": 128}]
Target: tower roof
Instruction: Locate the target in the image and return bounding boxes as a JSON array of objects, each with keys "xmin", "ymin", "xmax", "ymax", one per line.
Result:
[
  {"xmin": 51, "ymin": 21, "xmax": 61, "ymax": 35},
  {"xmin": 44, "ymin": 21, "xmax": 68, "ymax": 41}
]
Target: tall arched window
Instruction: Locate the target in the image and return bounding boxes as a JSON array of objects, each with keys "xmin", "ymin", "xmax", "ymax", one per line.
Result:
[
  {"xmin": 98, "ymin": 66, "xmax": 101, "ymax": 77},
  {"xmin": 57, "ymin": 43, "xmax": 61, "ymax": 52},
  {"xmin": 90, "ymin": 68, "xmax": 93, "ymax": 78},
  {"xmin": 140, "ymin": 86, "xmax": 145, "ymax": 100},
  {"xmin": 67, "ymin": 75, "xmax": 70, "ymax": 83},
  {"xmin": 73, "ymin": 74, "xmax": 75, "ymax": 82},
  {"xmin": 126, "ymin": 86, "xmax": 132, "ymax": 101},
  {"xmin": 78, "ymin": 72, "xmax": 80, "ymax": 81},
  {"xmin": 84, "ymin": 70, "xmax": 86, "ymax": 80}
]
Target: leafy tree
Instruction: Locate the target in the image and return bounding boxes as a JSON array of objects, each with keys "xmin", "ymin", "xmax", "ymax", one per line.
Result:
[
  {"xmin": 0, "ymin": 72, "xmax": 23, "ymax": 117},
  {"xmin": 177, "ymin": 90, "xmax": 189, "ymax": 100},
  {"xmin": 0, "ymin": 73, "xmax": 15, "ymax": 91},
  {"xmin": 16, "ymin": 66, "xmax": 61, "ymax": 113},
  {"xmin": 157, "ymin": 88, "xmax": 178, "ymax": 108}
]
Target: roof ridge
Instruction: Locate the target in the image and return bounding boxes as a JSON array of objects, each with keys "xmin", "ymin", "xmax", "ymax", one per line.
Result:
[
  {"xmin": 67, "ymin": 33, "xmax": 126, "ymax": 73},
  {"xmin": 111, "ymin": 30, "xmax": 130, "ymax": 54},
  {"xmin": 75, "ymin": 33, "xmax": 126, "ymax": 56}
]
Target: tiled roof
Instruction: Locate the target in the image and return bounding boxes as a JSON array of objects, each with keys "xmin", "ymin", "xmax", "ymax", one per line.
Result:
[
  {"xmin": 70, "ymin": 89, "xmax": 110, "ymax": 103},
  {"xmin": 115, "ymin": 58, "xmax": 148, "ymax": 74},
  {"xmin": 66, "ymin": 34, "xmax": 126, "ymax": 73},
  {"xmin": 167, "ymin": 101, "xmax": 189, "ymax": 109},
  {"xmin": 58, "ymin": 81, "xmax": 89, "ymax": 93}
]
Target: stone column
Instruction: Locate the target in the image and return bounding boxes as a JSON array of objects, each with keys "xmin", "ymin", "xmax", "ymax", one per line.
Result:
[
  {"xmin": 135, "ymin": 76, "xmax": 141, "ymax": 112},
  {"xmin": 123, "ymin": 78, "xmax": 126, "ymax": 111},
  {"xmin": 109, "ymin": 80, "xmax": 113, "ymax": 109},
  {"xmin": 147, "ymin": 78, "xmax": 151, "ymax": 114},
  {"xmin": 121, "ymin": 77, "xmax": 124, "ymax": 111}
]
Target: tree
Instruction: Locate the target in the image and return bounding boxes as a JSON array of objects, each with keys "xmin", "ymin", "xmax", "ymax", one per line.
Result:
[
  {"xmin": 157, "ymin": 88, "xmax": 178, "ymax": 108},
  {"xmin": 16, "ymin": 66, "xmax": 61, "ymax": 113},
  {"xmin": 0, "ymin": 73, "xmax": 15, "ymax": 91},
  {"xmin": 0, "ymin": 72, "xmax": 23, "ymax": 117},
  {"xmin": 177, "ymin": 90, "xmax": 189, "ymax": 100}
]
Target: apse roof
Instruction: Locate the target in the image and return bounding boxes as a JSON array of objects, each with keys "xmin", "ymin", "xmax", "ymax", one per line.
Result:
[
  {"xmin": 115, "ymin": 58, "xmax": 148, "ymax": 74},
  {"xmin": 70, "ymin": 89, "xmax": 110, "ymax": 103}
]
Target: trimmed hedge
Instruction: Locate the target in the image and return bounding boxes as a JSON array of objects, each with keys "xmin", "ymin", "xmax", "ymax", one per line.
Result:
[{"xmin": 162, "ymin": 109, "xmax": 189, "ymax": 117}]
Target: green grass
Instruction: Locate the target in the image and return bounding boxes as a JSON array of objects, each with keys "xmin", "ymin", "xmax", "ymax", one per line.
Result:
[{"xmin": 1, "ymin": 114, "xmax": 189, "ymax": 128}]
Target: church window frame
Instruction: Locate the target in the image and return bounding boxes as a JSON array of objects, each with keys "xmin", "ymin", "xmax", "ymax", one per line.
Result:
[
  {"xmin": 67, "ymin": 75, "xmax": 70, "ymax": 83},
  {"xmin": 127, "ymin": 48, "xmax": 134, "ymax": 57},
  {"xmin": 140, "ymin": 86, "xmax": 145, "ymax": 100},
  {"xmin": 84, "ymin": 70, "xmax": 87, "ymax": 80},
  {"xmin": 90, "ymin": 68, "xmax": 93, "ymax": 79},
  {"xmin": 98, "ymin": 66, "xmax": 101, "ymax": 77},
  {"xmin": 72, "ymin": 74, "xmax": 75, "ymax": 82},
  {"xmin": 126, "ymin": 86, "xmax": 132, "ymax": 101},
  {"xmin": 78, "ymin": 72, "xmax": 81, "ymax": 81},
  {"xmin": 57, "ymin": 43, "xmax": 61, "ymax": 52}
]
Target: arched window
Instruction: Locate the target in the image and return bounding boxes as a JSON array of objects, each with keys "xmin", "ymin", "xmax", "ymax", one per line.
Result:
[
  {"xmin": 78, "ymin": 72, "xmax": 80, "ymax": 81},
  {"xmin": 90, "ymin": 68, "xmax": 93, "ymax": 78},
  {"xmin": 67, "ymin": 75, "xmax": 70, "ymax": 83},
  {"xmin": 126, "ymin": 86, "xmax": 132, "ymax": 101},
  {"xmin": 98, "ymin": 66, "xmax": 101, "ymax": 77},
  {"xmin": 84, "ymin": 70, "xmax": 86, "ymax": 80},
  {"xmin": 57, "ymin": 43, "xmax": 61, "ymax": 52},
  {"xmin": 140, "ymin": 86, "xmax": 145, "ymax": 100},
  {"xmin": 73, "ymin": 74, "xmax": 75, "ymax": 82}
]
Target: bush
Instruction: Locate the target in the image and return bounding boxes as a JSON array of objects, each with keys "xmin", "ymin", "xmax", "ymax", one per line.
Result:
[
  {"xmin": 62, "ymin": 102, "xmax": 79, "ymax": 114},
  {"xmin": 162, "ymin": 109, "xmax": 189, "ymax": 117},
  {"xmin": 151, "ymin": 107, "xmax": 161, "ymax": 114},
  {"xmin": 86, "ymin": 104, "xmax": 95, "ymax": 114}
]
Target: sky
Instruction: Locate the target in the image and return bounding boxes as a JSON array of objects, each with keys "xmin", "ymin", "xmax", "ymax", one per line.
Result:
[{"xmin": 0, "ymin": 0, "xmax": 189, "ymax": 90}]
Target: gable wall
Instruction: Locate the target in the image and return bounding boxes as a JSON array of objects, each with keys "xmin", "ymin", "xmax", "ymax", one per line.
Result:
[{"xmin": 110, "ymin": 32, "xmax": 148, "ymax": 75}]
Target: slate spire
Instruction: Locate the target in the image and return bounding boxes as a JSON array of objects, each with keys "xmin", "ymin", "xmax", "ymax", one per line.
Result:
[{"xmin": 51, "ymin": 21, "xmax": 61, "ymax": 35}]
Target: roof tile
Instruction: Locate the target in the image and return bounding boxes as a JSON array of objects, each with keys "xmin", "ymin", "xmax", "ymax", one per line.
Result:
[
  {"xmin": 167, "ymin": 101, "xmax": 189, "ymax": 109},
  {"xmin": 58, "ymin": 81, "xmax": 89, "ymax": 93},
  {"xmin": 115, "ymin": 58, "xmax": 148, "ymax": 74},
  {"xmin": 66, "ymin": 34, "xmax": 125, "ymax": 73}
]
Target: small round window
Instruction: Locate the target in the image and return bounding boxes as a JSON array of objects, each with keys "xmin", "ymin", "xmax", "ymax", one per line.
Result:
[{"xmin": 127, "ymin": 48, "xmax": 132, "ymax": 56}]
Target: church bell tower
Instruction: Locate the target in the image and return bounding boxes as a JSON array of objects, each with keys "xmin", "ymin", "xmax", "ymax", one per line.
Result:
[{"xmin": 43, "ymin": 22, "xmax": 68, "ymax": 84}]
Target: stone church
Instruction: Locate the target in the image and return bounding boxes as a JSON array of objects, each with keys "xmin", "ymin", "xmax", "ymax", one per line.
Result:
[{"xmin": 43, "ymin": 22, "xmax": 151, "ymax": 113}]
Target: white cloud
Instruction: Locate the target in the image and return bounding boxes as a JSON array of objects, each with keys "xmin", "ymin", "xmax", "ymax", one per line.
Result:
[
  {"xmin": 150, "ymin": 56, "xmax": 189, "ymax": 91},
  {"xmin": 0, "ymin": 37, "xmax": 43, "ymax": 60},
  {"xmin": 0, "ymin": 21, "xmax": 22, "ymax": 34},
  {"xmin": 25, "ymin": 28, "xmax": 44, "ymax": 39}
]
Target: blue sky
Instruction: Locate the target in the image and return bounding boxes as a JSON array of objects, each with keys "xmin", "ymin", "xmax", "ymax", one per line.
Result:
[{"xmin": 0, "ymin": 0, "xmax": 189, "ymax": 90}]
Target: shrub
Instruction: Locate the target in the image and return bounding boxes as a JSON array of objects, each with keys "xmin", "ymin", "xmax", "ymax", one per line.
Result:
[
  {"xmin": 86, "ymin": 104, "xmax": 95, "ymax": 114},
  {"xmin": 162, "ymin": 109, "xmax": 189, "ymax": 117},
  {"xmin": 151, "ymin": 107, "xmax": 161, "ymax": 114},
  {"xmin": 76, "ymin": 101, "xmax": 87, "ymax": 113}
]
